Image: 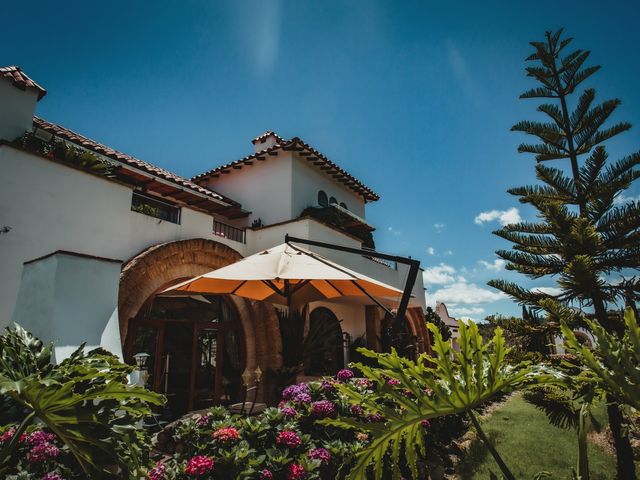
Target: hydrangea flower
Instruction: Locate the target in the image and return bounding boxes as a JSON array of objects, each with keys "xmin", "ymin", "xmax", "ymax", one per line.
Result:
[
  {"xmin": 282, "ymin": 383, "xmax": 309, "ymax": 401},
  {"xmin": 197, "ymin": 414, "xmax": 211, "ymax": 428},
  {"xmin": 386, "ymin": 378, "xmax": 401, "ymax": 386},
  {"xmin": 311, "ymin": 400, "xmax": 336, "ymax": 418},
  {"xmin": 336, "ymin": 369, "xmax": 354, "ymax": 381},
  {"xmin": 41, "ymin": 474, "xmax": 63, "ymax": 480},
  {"xmin": 287, "ymin": 462, "xmax": 306, "ymax": 480},
  {"xmin": 28, "ymin": 442, "xmax": 60, "ymax": 463},
  {"xmin": 147, "ymin": 461, "xmax": 167, "ymax": 480},
  {"xmin": 320, "ymin": 379, "xmax": 336, "ymax": 391},
  {"xmin": 309, "ymin": 447, "xmax": 331, "ymax": 464},
  {"xmin": 292, "ymin": 392, "xmax": 312, "ymax": 404},
  {"xmin": 350, "ymin": 404, "xmax": 363, "ymax": 416},
  {"xmin": 27, "ymin": 431, "xmax": 57, "ymax": 446},
  {"xmin": 212, "ymin": 426, "xmax": 239, "ymax": 443},
  {"xmin": 421, "ymin": 419, "xmax": 431, "ymax": 430},
  {"xmin": 276, "ymin": 430, "xmax": 302, "ymax": 449},
  {"xmin": 185, "ymin": 455, "xmax": 214, "ymax": 476},
  {"xmin": 0, "ymin": 427, "xmax": 16, "ymax": 444},
  {"xmin": 366, "ymin": 412, "xmax": 385, "ymax": 423},
  {"xmin": 260, "ymin": 468, "xmax": 274, "ymax": 479},
  {"xmin": 355, "ymin": 378, "xmax": 373, "ymax": 388},
  {"xmin": 281, "ymin": 406, "xmax": 297, "ymax": 418}
]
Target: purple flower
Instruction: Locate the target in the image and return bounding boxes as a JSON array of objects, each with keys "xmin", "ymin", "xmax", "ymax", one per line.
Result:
[
  {"xmin": 196, "ymin": 414, "xmax": 211, "ymax": 427},
  {"xmin": 366, "ymin": 412, "xmax": 385, "ymax": 423},
  {"xmin": 421, "ymin": 419, "xmax": 431, "ymax": 430},
  {"xmin": 293, "ymin": 393, "xmax": 312, "ymax": 404},
  {"xmin": 387, "ymin": 378, "xmax": 401, "ymax": 386},
  {"xmin": 336, "ymin": 369, "xmax": 354, "ymax": 381},
  {"xmin": 350, "ymin": 404, "xmax": 363, "ymax": 416},
  {"xmin": 309, "ymin": 447, "xmax": 331, "ymax": 464},
  {"xmin": 147, "ymin": 462, "xmax": 166, "ymax": 480},
  {"xmin": 277, "ymin": 430, "xmax": 302, "ymax": 449},
  {"xmin": 281, "ymin": 406, "xmax": 298, "ymax": 417},
  {"xmin": 355, "ymin": 378, "xmax": 373, "ymax": 388},
  {"xmin": 27, "ymin": 431, "xmax": 57, "ymax": 446},
  {"xmin": 311, "ymin": 400, "xmax": 336, "ymax": 418},
  {"xmin": 282, "ymin": 383, "xmax": 309, "ymax": 401},
  {"xmin": 320, "ymin": 379, "xmax": 336, "ymax": 391},
  {"xmin": 41, "ymin": 474, "xmax": 63, "ymax": 480},
  {"xmin": 260, "ymin": 469, "xmax": 274, "ymax": 479}
]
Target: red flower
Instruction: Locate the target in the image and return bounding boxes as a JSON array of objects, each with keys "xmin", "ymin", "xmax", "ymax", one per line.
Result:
[
  {"xmin": 276, "ymin": 430, "xmax": 302, "ymax": 449},
  {"xmin": 212, "ymin": 426, "xmax": 239, "ymax": 443},
  {"xmin": 287, "ymin": 463, "xmax": 307, "ymax": 480},
  {"xmin": 185, "ymin": 456, "xmax": 214, "ymax": 476}
]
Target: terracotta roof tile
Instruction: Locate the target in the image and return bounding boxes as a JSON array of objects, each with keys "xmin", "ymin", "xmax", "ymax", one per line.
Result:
[
  {"xmin": 193, "ymin": 136, "xmax": 380, "ymax": 202},
  {"xmin": 0, "ymin": 66, "xmax": 47, "ymax": 100},
  {"xmin": 32, "ymin": 116, "xmax": 238, "ymax": 206}
]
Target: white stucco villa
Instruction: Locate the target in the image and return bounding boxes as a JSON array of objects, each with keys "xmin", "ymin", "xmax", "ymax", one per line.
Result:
[{"xmin": 0, "ymin": 66, "xmax": 429, "ymax": 414}]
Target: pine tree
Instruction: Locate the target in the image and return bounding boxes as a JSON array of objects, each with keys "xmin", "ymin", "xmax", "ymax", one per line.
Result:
[{"xmin": 489, "ymin": 29, "xmax": 640, "ymax": 479}]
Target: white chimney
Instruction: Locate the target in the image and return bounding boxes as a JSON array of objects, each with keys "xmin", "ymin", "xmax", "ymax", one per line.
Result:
[
  {"xmin": 0, "ymin": 66, "xmax": 46, "ymax": 141},
  {"xmin": 251, "ymin": 131, "xmax": 283, "ymax": 152}
]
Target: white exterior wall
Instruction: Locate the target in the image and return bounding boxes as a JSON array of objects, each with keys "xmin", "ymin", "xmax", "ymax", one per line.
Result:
[
  {"xmin": 0, "ymin": 145, "xmax": 247, "ymax": 327},
  {"xmin": 203, "ymin": 153, "xmax": 294, "ymax": 227},
  {"xmin": 0, "ymin": 81, "xmax": 38, "ymax": 142},
  {"xmin": 291, "ymin": 154, "xmax": 366, "ymax": 218}
]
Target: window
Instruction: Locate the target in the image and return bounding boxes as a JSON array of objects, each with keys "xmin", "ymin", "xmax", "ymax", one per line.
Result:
[
  {"xmin": 340, "ymin": 202, "xmax": 348, "ymax": 210},
  {"xmin": 305, "ymin": 307, "xmax": 344, "ymax": 375},
  {"xmin": 131, "ymin": 191, "xmax": 181, "ymax": 224},
  {"xmin": 329, "ymin": 196, "xmax": 337, "ymax": 205},
  {"xmin": 317, "ymin": 190, "xmax": 328, "ymax": 207}
]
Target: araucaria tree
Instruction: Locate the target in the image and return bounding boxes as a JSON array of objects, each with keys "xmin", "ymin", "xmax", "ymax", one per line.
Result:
[{"xmin": 489, "ymin": 29, "xmax": 640, "ymax": 479}]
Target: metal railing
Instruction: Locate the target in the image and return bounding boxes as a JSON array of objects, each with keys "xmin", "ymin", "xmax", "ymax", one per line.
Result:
[{"xmin": 213, "ymin": 220, "xmax": 246, "ymax": 243}]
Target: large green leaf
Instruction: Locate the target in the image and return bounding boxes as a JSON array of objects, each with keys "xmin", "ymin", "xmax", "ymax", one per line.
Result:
[
  {"xmin": 321, "ymin": 320, "xmax": 560, "ymax": 480},
  {"xmin": 0, "ymin": 325, "xmax": 165, "ymax": 479}
]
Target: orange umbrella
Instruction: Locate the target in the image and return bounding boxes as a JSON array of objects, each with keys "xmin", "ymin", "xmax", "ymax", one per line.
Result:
[{"xmin": 162, "ymin": 242, "xmax": 402, "ymax": 309}]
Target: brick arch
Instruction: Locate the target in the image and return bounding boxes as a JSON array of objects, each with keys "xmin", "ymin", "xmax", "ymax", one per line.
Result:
[{"xmin": 118, "ymin": 238, "xmax": 282, "ymax": 372}]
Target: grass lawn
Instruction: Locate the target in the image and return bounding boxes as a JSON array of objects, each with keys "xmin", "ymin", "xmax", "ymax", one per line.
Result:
[{"xmin": 457, "ymin": 393, "xmax": 616, "ymax": 479}]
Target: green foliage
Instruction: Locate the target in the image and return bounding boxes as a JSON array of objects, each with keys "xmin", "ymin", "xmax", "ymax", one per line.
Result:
[
  {"xmin": 0, "ymin": 324, "xmax": 165, "ymax": 479},
  {"xmin": 13, "ymin": 131, "xmax": 115, "ymax": 176},
  {"xmin": 131, "ymin": 203, "xmax": 161, "ymax": 217},
  {"xmin": 321, "ymin": 320, "xmax": 559, "ymax": 480},
  {"xmin": 562, "ymin": 308, "xmax": 640, "ymax": 410},
  {"xmin": 424, "ymin": 306, "xmax": 451, "ymax": 343}
]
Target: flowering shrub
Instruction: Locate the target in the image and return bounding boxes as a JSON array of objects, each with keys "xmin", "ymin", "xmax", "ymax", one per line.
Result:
[{"xmin": 0, "ymin": 425, "xmax": 77, "ymax": 479}]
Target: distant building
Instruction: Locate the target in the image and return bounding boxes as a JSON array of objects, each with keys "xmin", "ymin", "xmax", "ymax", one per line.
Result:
[{"xmin": 435, "ymin": 302, "xmax": 460, "ymax": 350}]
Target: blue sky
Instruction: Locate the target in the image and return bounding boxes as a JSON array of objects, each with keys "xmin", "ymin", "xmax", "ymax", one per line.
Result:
[{"xmin": 5, "ymin": 1, "xmax": 640, "ymax": 320}]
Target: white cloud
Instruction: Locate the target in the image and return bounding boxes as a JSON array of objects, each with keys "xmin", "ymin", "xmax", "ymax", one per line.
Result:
[
  {"xmin": 479, "ymin": 258, "xmax": 507, "ymax": 272},
  {"xmin": 433, "ymin": 223, "xmax": 445, "ymax": 233},
  {"xmin": 425, "ymin": 281, "xmax": 505, "ymax": 305},
  {"xmin": 448, "ymin": 306, "xmax": 485, "ymax": 316},
  {"xmin": 475, "ymin": 207, "xmax": 522, "ymax": 226},
  {"xmin": 531, "ymin": 286, "xmax": 563, "ymax": 296},
  {"xmin": 387, "ymin": 226, "xmax": 401, "ymax": 236},
  {"xmin": 426, "ymin": 247, "xmax": 436, "ymax": 255},
  {"xmin": 423, "ymin": 263, "xmax": 456, "ymax": 285},
  {"xmin": 613, "ymin": 191, "xmax": 640, "ymax": 206}
]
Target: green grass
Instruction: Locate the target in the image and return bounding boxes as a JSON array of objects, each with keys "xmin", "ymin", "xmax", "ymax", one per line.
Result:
[{"xmin": 457, "ymin": 393, "xmax": 616, "ymax": 480}]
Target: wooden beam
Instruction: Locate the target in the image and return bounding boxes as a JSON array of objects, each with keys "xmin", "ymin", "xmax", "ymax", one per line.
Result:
[
  {"xmin": 268, "ymin": 151, "xmax": 278, "ymax": 156},
  {"xmin": 232, "ymin": 165, "xmax": 242, "ymax": 170}
]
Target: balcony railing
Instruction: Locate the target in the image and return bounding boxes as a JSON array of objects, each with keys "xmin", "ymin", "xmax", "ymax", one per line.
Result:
[{"xmin": 213, "ymin": 220, "xmax": 246, "ymax": 244}]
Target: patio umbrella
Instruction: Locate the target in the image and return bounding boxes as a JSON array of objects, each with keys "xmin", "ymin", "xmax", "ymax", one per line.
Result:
[{"xmin": 162, "ymin": 242, "xmax": 403, "ymax": 310}]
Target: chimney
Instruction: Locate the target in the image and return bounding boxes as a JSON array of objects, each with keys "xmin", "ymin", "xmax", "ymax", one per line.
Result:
[
  {"xmin": 251, "ymin": 131, "xmax": 284, "ymax": 152},
  {"xmin": 0, "ymin": 66, "xmax": 46, "ymax": 141}
]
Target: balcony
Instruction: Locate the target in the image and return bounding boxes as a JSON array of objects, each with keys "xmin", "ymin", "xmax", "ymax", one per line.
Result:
[
  {"xmin": 299, "ymin": 205, "xmax": 375, "ymax": 248},
  {"xmin": 213, "ymin": 220, "xmax": 246, "ymax": 243}
]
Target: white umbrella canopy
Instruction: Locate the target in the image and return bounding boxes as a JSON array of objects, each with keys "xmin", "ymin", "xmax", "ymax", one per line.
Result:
[{"xmin": 162, "ymin": 243, "xmax": 403, "ymax": 307}]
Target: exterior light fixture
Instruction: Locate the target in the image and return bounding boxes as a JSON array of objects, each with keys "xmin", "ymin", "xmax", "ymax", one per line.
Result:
[
  {"xmin": 254, "ymin": 366, "xmax": 262, "ymax": 383},
  {"xmin": 133, "ymin": 352, "xmax": 150, "ymax": 368}
]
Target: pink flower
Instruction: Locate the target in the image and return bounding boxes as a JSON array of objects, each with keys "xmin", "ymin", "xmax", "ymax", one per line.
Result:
[
  {"xmin": 41, "ymin": 474, "xmax": 63, "ymax": 480},
  {"xmin": 309, "ymin": 447, "xmax": 331, "ymax": 464},
  {"xmin": 350, "ymin": 404, "xmax": 363, "ymax": 416},
  {"xmin": 212, "ymin": 426, "xmax": 239, "ymax": 443},
  {"xmin": 260, "ymin": 469, "xmax": 274, "ymax": 479},
  {"xmin": 311, "ymin": 400, "xmax": 336, "ymax": 418},
  {"xmin": 421, "ymin": 419, "xmax": 431, "ymax": 430},
  {"xmin": 185, "ymin": 456, "xmax": 214, "ymax": 476},
  {"xmin": 0, "ymin": 427, "xmax": 16, "ymax": 444},
  {"xmin": 287, "ymin": 463, "xmax": 307, "ymax": 480},
  {"xmin": 336, "ymin": 369, "xmax": 354, "ymax": 381},
  {"xmin": 28, "ymin": 442, "xmax": 60, "ymax": 463},
  {"xmin": 197, "ymin": 414, "xmax": 211, "ymax": 428},
  {"xmin": 277, "ymin": 430, "xmax": 302, "ymax": 449},
  {"xmin": 355, "ymin": 378, "xmax": 372, "ymax": 388},
  {"xmin": 27, "ymin": 431, "xmax": 57, "ymax": 446},
  {"xmin": 387, "ymin": 378, "xmax": 401, "ymax": 386},
  {"xmin": 147, "ymin": 461, "xmax": 167, "ymax": 480}
]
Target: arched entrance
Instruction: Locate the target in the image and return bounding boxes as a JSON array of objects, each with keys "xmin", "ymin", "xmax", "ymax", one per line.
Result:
[
  {"xmin": 305, "ymin": 307, "xmax": 344, "ymax": 375},
  {"xmin": 118, "ymin": 239, "xmax": 282, "ymax": 416}
]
